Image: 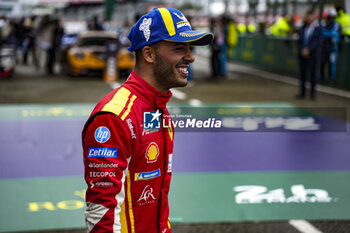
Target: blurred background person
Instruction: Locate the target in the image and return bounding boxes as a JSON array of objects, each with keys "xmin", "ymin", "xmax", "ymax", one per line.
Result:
[
  {"xmin": 226, "ymin": 17, "xmax": 238, "ymax": 60},
  {"xmin": 335, "ymin": 6, "xmax": 350, "ymax": 40},
  {"xmin": 88, "ymin": 16, "xmax": 104, "ymax": 31},
  {"xmin": 22, "ymin": 16, "xmax": 39, "ymax": 68},
  {"xmin": 0, "ymin": 16, "xmax": 10, "ymax": 45},
  {"xmin": 320, "ymin": 9, "xmax": 341, "ymax": 84},
  {"xmin": 221, "ymin": 15, "xmax": 229, "ymax": 78},
  {"xmin": 119, "ymin": 19, "xmax": 130, "ymax": 47},
  {"xmin": 14, "ymin": 18, "xmax": 25, "ymax": 63},
  {"xmin": 296, "ymin": 10, "xmax": 322, "ymax": 100},
  {"xmin": 47, "ymin": 18, "xmax": 63, "ymax": 75},
  {"xmin": 5, "ymin": 19, "xmax": 17, "ymax": 48},
  {"xmin": 226, "ymin": 17, "xmax": 238, "ymax": 48},
  {"xmin": 37, "ymin": 15, "xmax": 53, "ymax": 72},
  {"xmin": 247, "ymin": 18, "xmax": 257, "ymax": 34},
  {"xmin": 237, "ymin": 21, "xmax": 247, "ymax": 35},
  {"xmin": 210, "ymin": 17, "xmax": 224, "ymax": 81},
  {"xmin": 268, "ymin": 14, "xmax": 292, "ymax": 37},
  {"xmin": 0, "ymin": 16, "xmax": 10, "ymax": 72},
  {"xmin": 37, "ymin": 16, "xmax": 63, "ymax": 75}
]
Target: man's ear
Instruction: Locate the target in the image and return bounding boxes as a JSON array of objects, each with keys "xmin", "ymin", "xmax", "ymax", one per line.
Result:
[{"xmin": 142, "ymin": 46, "xmax": 155, "ymax": 63}]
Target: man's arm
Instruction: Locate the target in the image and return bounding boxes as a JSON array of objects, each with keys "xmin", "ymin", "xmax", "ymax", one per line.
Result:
[{"xmin": 83, "ymin": 113, "xmax": 132, "ymax": 232}]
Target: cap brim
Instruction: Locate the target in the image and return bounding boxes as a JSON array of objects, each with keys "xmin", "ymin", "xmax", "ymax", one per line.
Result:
[{"xmin": 164, "ymin": 30, "xmax": 214, "ymax": 46}]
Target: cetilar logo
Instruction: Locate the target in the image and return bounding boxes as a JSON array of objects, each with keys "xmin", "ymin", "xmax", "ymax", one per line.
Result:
[
  {"xmin": 94, "ymin": 126, "xmax": 110, "ymax": 143},
  {"xmin": 88, "ymin": 147, "xmax": 118, "ymax": 158},
  {"xmin": 143, "ymin": 110, "xmax": 162, "ymax": 129}
]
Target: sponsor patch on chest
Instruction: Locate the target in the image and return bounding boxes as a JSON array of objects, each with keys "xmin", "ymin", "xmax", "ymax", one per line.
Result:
[
  {"xmin": 145, "ymin": 142, "xmax": 159, "ymax": 163},
  {"xmin": 88, "ymin": 147, "xmax": 118, "ymax": 157},
  {"xmin": 135, "ymin": 169, "xmax": 161, "ymax": 181}
]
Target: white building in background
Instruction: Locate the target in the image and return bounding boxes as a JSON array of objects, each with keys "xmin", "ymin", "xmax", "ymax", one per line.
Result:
[
  {"xmin": 0, "ymin": 0, "xmax": 69, "ymax": 17},
  {"xmin": 0, "ymin": 0, "xmax": 22, "ymax": 17},
  {"xmin": 0, "ymin": 0, "xmax": 42, "ymax": 17}
]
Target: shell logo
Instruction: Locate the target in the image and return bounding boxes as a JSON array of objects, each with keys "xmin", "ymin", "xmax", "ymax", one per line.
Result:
[{"xmin": 145, "ymin": 142, "xmax": 159, "ymax": 163}]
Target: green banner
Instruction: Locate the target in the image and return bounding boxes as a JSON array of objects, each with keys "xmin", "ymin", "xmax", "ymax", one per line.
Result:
[
  {"xmin": 1, "ymin": 171, "xmax": 349, "ymax": 232},
  {"xmin": 169, "ymin": 171, "xmax": 350, "ymax": 223},
  {"xmin": 0, "ymin": 177, "xmax": 86, "ymax": 232},
  {"xmin": 0, "ymin": 104, "xmax": 94, "ymax": 121}
]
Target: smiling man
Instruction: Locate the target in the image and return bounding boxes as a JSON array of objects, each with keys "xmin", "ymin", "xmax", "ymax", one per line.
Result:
[{"xmin": 82, "ymin": 8, "xmax": 213, "ymax": 233}]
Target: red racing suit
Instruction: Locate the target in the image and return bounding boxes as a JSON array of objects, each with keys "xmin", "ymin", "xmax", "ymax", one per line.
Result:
[{"xmin": 82, "ymin": 70, "xmax": 174, "ymax": 233}]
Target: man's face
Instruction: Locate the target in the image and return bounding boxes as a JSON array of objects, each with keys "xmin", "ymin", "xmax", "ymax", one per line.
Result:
[
  {"xmin": 152, "ymin": 41, "xmax": 195, "ymax": 90},
  {"xmin": 327, "ymin": 16, "xmax": 335, "ymax": 24},
  {"xmin": 305, "ymin": 13, "xmax": 314, "ymax": 25}
]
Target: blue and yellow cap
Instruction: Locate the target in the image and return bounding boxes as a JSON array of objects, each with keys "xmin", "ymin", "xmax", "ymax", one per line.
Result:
[{"xmin": 128, "ymin": 8, "xmax": 214, "ymax": 51}]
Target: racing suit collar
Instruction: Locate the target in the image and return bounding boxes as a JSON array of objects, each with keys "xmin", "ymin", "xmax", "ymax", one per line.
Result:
[{"xmin": 128, "ymin": 70, "xmax": 172, "ymax": 109}]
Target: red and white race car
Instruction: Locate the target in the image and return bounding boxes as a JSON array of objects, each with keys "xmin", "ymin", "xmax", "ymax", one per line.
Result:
[{"xmin": 0, "ymin": 46, "xmax": 15, "ymax": 78}]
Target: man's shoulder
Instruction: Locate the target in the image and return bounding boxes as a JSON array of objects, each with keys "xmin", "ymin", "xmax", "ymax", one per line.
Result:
[
  {"xmin": 94, "ymin": 84, "xmax": 140, "ymax": 122},
  {"xmin": 83, "ymin": 84, "xmax": 139, "ymax": 138}
]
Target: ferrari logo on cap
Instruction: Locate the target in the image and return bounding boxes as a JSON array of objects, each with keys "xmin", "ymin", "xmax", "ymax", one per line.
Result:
[{"xmin": 139, "ymin": 18, "xmax": 152, "ymax": 42}]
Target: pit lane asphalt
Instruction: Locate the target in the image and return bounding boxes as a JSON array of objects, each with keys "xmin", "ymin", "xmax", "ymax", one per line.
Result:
[{"xmin": 1, "ymin": 56, "xmax": 350, "ymax": 120}]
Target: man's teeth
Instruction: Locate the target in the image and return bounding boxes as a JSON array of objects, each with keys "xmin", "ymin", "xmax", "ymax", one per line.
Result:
[{"xmin": 178, "ymin": 67, "xmax": 187, "ymax": 73}]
